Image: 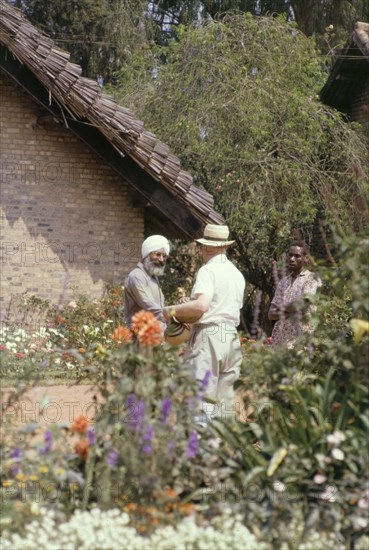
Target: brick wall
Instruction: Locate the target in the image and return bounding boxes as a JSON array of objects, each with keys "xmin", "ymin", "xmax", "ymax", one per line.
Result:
[
  {"xmin": 0, "ymin": 71, "xmax": 145, "ymax": 320},
  {"xmin": 350, "ymin": 77, "xmax": 369, "ymax": 135}
]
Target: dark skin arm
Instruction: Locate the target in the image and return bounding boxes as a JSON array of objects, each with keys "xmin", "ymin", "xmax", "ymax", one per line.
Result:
[
  {"xmin": 268, "ymin": 302, "xmax": 294, "ymax": 321},
  {"xmin": 268, "ymin": 298, "xmax": 310, "ymax": 321}
]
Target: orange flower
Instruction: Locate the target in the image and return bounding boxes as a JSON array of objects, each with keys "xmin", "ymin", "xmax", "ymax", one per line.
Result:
[
  {"xmin": 112, "ymin": 326, "xmax": 133, "ymax": 344},
  {"xmin": 74, "ymin": 438, "xmax": 89, "ymax": 460},
  {"xmin": 124, "ymin": 503, "xmax": 138, "ymax": 512},
  {"xmin": 165, "ymin": 488, "xmax": 177, "ymax": 498},
  {"xmin": 131, "ymin": 310, "xmax": 162, "ymax": 346},
  {"xmin": 178, "ymin": 502, "xmax": 195, "ymax": 516},
  {"xmin": 70, "ymin": 414, "xmax": 90, "ymax": 434}
]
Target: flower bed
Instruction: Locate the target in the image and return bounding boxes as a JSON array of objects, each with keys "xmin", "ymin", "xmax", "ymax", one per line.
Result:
[{"xmin": 1, "ymin": 234, "xmax": 368, "ymax": 549}]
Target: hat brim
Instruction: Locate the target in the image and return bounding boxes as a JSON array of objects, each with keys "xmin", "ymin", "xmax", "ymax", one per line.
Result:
[{"xmin": 195, "ymin": 238, "xmax": 235, "ymax": 247}]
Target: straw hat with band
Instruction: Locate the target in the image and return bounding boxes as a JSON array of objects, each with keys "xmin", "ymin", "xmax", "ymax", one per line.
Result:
[{"xmin": 195, "ymin": 224, "xmax": 235, "ymax": 247}]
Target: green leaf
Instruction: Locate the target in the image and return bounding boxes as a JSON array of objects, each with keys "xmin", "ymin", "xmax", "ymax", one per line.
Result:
[{"xmin": 267, "ymin": 448, "xmax": 288, "ymax": 477}]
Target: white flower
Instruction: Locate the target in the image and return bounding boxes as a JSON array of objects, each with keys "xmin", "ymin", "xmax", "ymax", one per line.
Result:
[
  {"xmin": 326, "ymin": 430, "xmax": 346, "ymax": 446},
  {"xmin": 273, "ymin": 480, "xmax": 286, "ymax": 492},
  {"xmin": 352, "ymin": 516, "xmax": 368, "ymax": 530},
  {"xmin": 320, "ymin": 485, "xmax": 338, "ymax": 502},
  {"xmin": 331, "ymin": 448, "xmax": 344, "ymax": 460},
  {"xmin": 313, "ymin": 474, "xmax": 327, "ymax": 484},
  {"xmin": 358, "ymin": 492, "xmax": 369, "ymax": 509}
]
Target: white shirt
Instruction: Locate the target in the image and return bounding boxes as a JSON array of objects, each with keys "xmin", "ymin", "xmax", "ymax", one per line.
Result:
[{"xmin": 191, "ymin": 254, "xmax": 245, "ymax": 326}]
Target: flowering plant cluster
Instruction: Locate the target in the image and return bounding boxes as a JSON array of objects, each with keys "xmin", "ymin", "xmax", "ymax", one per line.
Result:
[
  {"xmin": 1, "ymin": 233, "xmax": 368, "ymax": 548},
  {"xmin": 208, "ymin": 233, "xmax": 369, "ymax": 548},
  {"xmin": 1, "ymin": 284, "xmax": 127, "ymax": 379},
  {"xmin": 1, "ymin": 416, "xmax": 88, "ymax": 534},
  {"xmin": 1, "ymin": 507, "xmax": 269, "ymax": 550},
  {"xmin": 79, "ymin": 340, "xmax": 222, "ymax": 526}
]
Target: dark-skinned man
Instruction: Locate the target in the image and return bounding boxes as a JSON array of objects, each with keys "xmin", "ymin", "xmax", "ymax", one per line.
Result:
[{"xmin": 268, "ymin": 240, "xmax": 322, "ymax": 349}]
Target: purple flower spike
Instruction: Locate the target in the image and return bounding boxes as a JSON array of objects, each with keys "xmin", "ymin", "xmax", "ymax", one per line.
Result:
[
  {"xmin": 107, "ymin": 449, "xmax": 120, "ymax": 467},
  {"xmin": 134, "ymin": 400, "xmax": 146, "ymax": 427},
  {"xmin": 125, "ymin": 393, "xmax": 135, "ymax": 408},
  {"xmin": 11, "ymin": 447, "xmax": 21, "ymax": 460},
  {"xmin": 87, "ymin": 427, "xmax": 95, "ymax": 446},
  {"xmin": 200, "ymin": 370, "xmax": 212, "ymax": 391},
  {"xmin": 186, "ymin": 431, "xmax": 199, "ymax": 459},
  {"xmin": 142, "ymin": 444, "xmax": 153, "ymax": 454},
  {"xmin": 143, "ymin": 425, "xmax": 154, "ymax": 441},
  {"xmin": 41, "ymin": 430, "xmax": 53, "ymax": 454},
  {"xmin": 11, "ymin": 447, "xmax": 22, "ymax": 474},
  {"xmin": 161, "ymin": 397, "xmax": 172, "ymax": 424}
]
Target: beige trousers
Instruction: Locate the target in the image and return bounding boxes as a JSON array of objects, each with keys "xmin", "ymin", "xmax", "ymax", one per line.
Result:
[{"xmin": 186, "ymin": 323, "xmax": 242, "ymax": 420}]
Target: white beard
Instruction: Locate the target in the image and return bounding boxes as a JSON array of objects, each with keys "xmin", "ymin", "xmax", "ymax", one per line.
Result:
[{"xmin": 143, "ymin": 257, "xmax": 165, "ymax": 277}]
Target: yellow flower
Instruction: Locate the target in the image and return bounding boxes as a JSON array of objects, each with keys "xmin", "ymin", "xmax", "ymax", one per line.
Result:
[
  {"xmin": 39, "ymin": 466, "xmax": 49, "ymax": 473},
  {"xmin": 350, "ymin": 318, "xmax": 369, "ymax": 344},
  {"xmin": 15, "ymin": 472, "xmax": 28, "ymax": 481},
  {"xmin": 2, "ymin": 480, "xmax": 14, "ymax": 487},
  {"xmin": 29, "ymin": 475, "xmax": 38, "ymax": 481},
  {"xmin": 55, "ymin": 468, "xmax": 65, "ymax": 476},
  {"xmin": 95, "ymin": 344, "xmax": 106, "ymax": 356}
]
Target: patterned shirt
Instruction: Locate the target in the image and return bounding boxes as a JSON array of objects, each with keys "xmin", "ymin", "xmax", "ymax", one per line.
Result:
[{"xmin": 271, "ymin": 269, "xmax": 322, "ymax": 349}]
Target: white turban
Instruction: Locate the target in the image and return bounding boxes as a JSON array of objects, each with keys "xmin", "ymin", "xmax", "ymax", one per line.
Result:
[{"xmin": 141, "ymin": 235, "xmax": 170, "ymax": 259}]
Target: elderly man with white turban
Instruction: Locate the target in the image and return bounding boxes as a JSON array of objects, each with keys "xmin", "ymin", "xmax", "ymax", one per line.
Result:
[{"xmin": 124, "ymin": 235, "xmax": 170, "ymax": 333}]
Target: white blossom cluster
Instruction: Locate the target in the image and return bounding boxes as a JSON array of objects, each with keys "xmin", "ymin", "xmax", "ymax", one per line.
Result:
[{"xmin": 1, "ymin": 507, "xmax": 269, "ymax": 550}]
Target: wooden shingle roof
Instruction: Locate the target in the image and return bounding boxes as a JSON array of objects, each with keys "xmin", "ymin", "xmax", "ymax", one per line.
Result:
[
  {"xmin": 0, "ymin": 1, "xmax": 224, "ymax": 236},
  {"xmin": 320, "ymin": 21, "xmax": 369, "ymax": 112}
]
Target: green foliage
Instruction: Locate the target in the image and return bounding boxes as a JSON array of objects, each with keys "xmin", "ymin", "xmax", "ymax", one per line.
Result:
[
  {"xmin": 0, "ymin": 339, "xmax": 223, "ymax": 536},
  {"xmin": 1, "ymin": 232, "xmax": 368, "ymax": 546},
  {"xmin": 112, "ymin": 13, "xmax": 369, "ymax": 301},
  {"xmin": 20, "ymin": 0, "xmax": 149, "ymax": 81},
  {"xmin": 207, "ymin": 230, "xmax": 369, "ymax": 547},
  {"xmin": 82, "ymin": 342, "xmax": 219, "ymax": 523}
]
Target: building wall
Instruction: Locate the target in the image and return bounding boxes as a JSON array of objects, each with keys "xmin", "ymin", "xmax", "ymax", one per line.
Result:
[
  {"xmin": 0, "ymin": 71, "xmax": 145, "ymax": 320},
  {"xmin": 350, "ymin": 77, "xmax": 369, "ymax": 135}
]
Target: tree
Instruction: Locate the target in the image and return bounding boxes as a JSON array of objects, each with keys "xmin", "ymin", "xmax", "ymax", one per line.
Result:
[
  {"xmin": 16, "ymin": 0, "xmax": 369, "ymax": 81},
  {"xmin": 112, "ymin": 13, "xmax": 369, "ymax": 322},
  {"xmin": 16, "ymin": 0, "xmax": 149, "ymax": 81}
]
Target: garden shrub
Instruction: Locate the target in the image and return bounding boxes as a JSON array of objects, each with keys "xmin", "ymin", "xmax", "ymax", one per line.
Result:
[{"xmin": 207, "ymin": 232, "xmax": 369, "ymax": 548}]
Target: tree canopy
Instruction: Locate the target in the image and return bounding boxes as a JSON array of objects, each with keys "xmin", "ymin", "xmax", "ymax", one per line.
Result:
[
  {"xmin": 112, "ymin": 13, "xmax": 369, "ymax": 300},
  {"xmin": 16, "ymin": 0, "xmax": 369, "ymax": 80}
]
